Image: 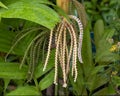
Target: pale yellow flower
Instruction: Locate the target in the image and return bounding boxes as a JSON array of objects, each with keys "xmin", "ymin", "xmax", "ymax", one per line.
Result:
[
  {"xmin": 112, "ymin": 71, "xmax": 117, "ymax": 75},
  {"xmin": 111, "ymin": 71, "xmax": 118, "ymax": 77},
  {"xmin": 110, "ymin": 44, "xmax": 118, "ymax": 52}
]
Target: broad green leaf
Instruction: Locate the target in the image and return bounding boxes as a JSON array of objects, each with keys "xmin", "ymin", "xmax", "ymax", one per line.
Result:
[
  {"xmin": 82, "ymin": 23, "xmax": 93, "ymax": 76},
  {"xmin": 107, "ymin": 84, "xmax": 116, "ymax": 95},
  {"xmin": 35, "ymin": 50, "xmax": 55, "ymax": 78},
  {"xmin": 0, "ymin": 2, "xmax": 8, "ymax": 9},
  {"xmin": 0, "ymin": 23, "xmax": 41, "ymax": 56},
  {"xmin": 94, "ymin": 19, "xmax": 104, "ymax": 49},
  {"xmin": 69, "ymin": 61, "xmax": 87, "ymax": 95},
  {"xmin": 39, "ymin": 69, "xmax": 54, "ymax": 90},
  {"xmin": 0, "ymin": 0, "xmax": 60, "ymax": 29},
  {"xmin": 84, "ymin": 2, "xmax": 93, "ymax": 9},
  {"xmin": 1, "ymin": 0, "xmax": 50, "ymax": 5},
  {"xmin": 95, "ymin": 28, "xmax": 118, "ymax": 62},
  {"xmin": 0, "ymin": 28, "xmax": 23, "ymax": 55},
  {"xmin": 109, "ymin": 0, "xmax": 119, "ymax": 6},
  {"xmin": 7, "ymin": 86, "xmax": 39, "ymax": 96},
  {"xmin": 0, "ymin": 62, "xmax": 27, "ymax": 79},
  {"xmin": 0, "ymin": 23, "xmax": 14, "ymax": 53},
  {"xmin": 93, "ymin": 87, "xmax": 108, "ymax": 95},
  {"xmin": 87, "ymin": 74, "xmax": 109, "ymax": 93},
  {"xmin": 93, "ymin": 20, "xmax": 118, "ymax": 63},
  {"xmin": 91, "ymin": 65, "xmax": 106, "ymax": 75},
  {"xmin": 96, "ymin": 50, "xmax": 119, "ymax": 62},
  {"xmin": 1, "ymin": 18, "xmax": 25, "ymax": 28},
  {"xmin": 93, "ymin": 83, "xmax": 116, "ymax": 95},
  {"xmin": 112, "ymin": 76, "xmax": 120, "ymax": 86},
  {"xmin": 103, "ymin": 28, "xmax": 115, "ymax": 39}
]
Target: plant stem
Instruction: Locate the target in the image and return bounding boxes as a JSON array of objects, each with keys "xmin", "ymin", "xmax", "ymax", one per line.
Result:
[
  {"xmin": 56, "ymin": 0, "xmax": 70, "ymax": 13},
  {"xmin": 34, "ymin": 78, "xmax": 42, "ymax": 96},
  {"xmin": 64, "ymin": 87, "xmax": 69, "ymax": 96},
  {"xmin": 55, "ymin": 84, "xmax": 58, "ymax": 96}
]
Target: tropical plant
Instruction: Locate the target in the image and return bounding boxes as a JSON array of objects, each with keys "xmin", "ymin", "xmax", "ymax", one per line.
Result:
[
  {"xmin": 0, "ymin": 0, "xmax": 119, "ymax": 96},
  {"xmin": 0, "ymin": 0, "xmax": 60, "ymax": 95}
]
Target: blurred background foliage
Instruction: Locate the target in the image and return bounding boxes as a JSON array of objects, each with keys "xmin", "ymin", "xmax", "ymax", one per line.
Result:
[{"xmin": 70, "ymin": 0, "xmax": 120, "ymax": 95}]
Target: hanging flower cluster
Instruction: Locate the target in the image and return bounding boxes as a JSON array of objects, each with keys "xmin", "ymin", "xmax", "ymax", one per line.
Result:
[{"xmin": 43, "ymin": 15, "xmax": 83, "ymax": 87}]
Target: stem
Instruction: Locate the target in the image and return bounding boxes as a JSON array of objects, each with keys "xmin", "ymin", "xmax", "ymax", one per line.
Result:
[
  {"xmin": 56, "ymin": 0, "xmax": 70, "ymax": 13},
  {"xmin": 55, "ymin": 84, "xmax": 58, "ymax": 96},
  {"xmin": 64, "ymin": 87, "xmax": 69, "ymax": 96},
  {"xmin": 34, "ymin": 78, "xmax": 42, "ymax": 96}
]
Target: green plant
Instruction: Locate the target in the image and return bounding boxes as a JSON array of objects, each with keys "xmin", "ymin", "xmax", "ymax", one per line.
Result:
[
  {"xmin": 0, "ymin": 0, "xmax": 60, "ymax": 95},
  {"xmin": 69, "ymin": 0, "xmax": 120, "ymax": 95},
  {"xmin": 0, "ymin": 0, "xmax": 119, "ymax": 96}
]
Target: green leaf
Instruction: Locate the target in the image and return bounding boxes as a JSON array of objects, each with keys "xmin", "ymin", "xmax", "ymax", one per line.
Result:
[
  {"xmin": 35, "ymin": 49, "xmax": 55, "ymax": 78},
  {"xmin": 103, "ymin": 28, "xmax": 115, "ymax": 39},
  {"xmin": 93, "ymin": 19, "xmax": 117, "ymax": 62},
  {"xmin": 94, "ymin": 19, "xmax": 104, "ymax": 49},
  {"xmin": 95, "ymin": 27, "xmax": 118, "ymax": 62},
  {"xmin": 39, "ymin": 69, "xmax": 54, "ymax": 90},
  {"xmin": 82, "ymin": 23, "xmax": 93, "ymax": 76},
  {"xmin": 0, "ymin": 62, "xmax": 27, "ymax": 79},
  {"xmin": 69, "ymin": 61, "xmax": 87, "ymax": 95},
  {"xmin": 0, "ymin": 0, "xmax": 60, "ymax": 29},
  {"xmin": 112, "ymin": 76, "xmax": 120, "ymax": 86},
  {"xmin": 87, "ymin": 74, "xmax": 108, "ymax": 93},
  {"xmin": 107, "ymin": 84, "xmax": 116, "ymax": 95},
  {"xmin": 0, "ymin": 29, "xmax": 27, "ymax": 55},
  {"xmin": 0, "ymin": 23, "xmax": 16, "ymax": 54},
  {"xmin": 84, "ymin": 2, "xmax": 93, "ymax": 9},
  {"xmin": 7, "ymin": 86, "xmax": 39, "ymax": 96},
  {"xmin": 93, "ymin": 87, "xmax": 108, "ymax": 95},
  {"xmin": 91, "ymin": 65, "xmax": 106, "ymax": 75},
  {"xmin": 0, "ymin": 2, "xmax": 8, "ymax": 9},
  {"xmin": 3, "ymin": 79, "xmax": 10, "ymax": 93},
  {"xmin": 1, "ymin": 18, "xmax": 25, "ymax": 28},
  {"xmin": 109, "ymin": 0, "xmax": 118, "ymax": 6},
  {"xmin": 96, "ymin": 50, "xmax": 119, "ymax": 62},
  {"xmin": 0, "ymin": 23, "xmax": 40, "ymax": 56}
]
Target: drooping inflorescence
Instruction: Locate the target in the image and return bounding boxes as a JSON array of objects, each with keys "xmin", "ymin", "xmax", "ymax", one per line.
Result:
[
  {"xmin": 72, "ymin": 0, "xmax": 87, "ymax": 28},
  {"xmin": 43, "ymin": 15, "xmax": 84, "ymax": 87},
  {"xmin": 69, "ymin": 15, "xmax": 84, "ymax": 63}
]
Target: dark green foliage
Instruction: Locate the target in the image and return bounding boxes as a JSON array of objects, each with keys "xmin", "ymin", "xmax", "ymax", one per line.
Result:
[{"xmin": 0, "ymin": 0, "xmax": 59, "ymax": 95}]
